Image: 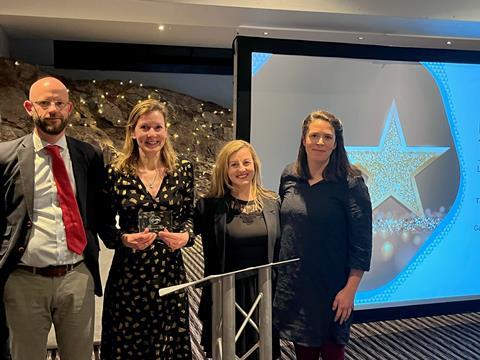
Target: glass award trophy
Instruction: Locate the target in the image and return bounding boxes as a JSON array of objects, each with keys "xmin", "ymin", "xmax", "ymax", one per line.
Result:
[{"xmin": 138, "ymin": 209, "xmax": 173, "ymax": 233}]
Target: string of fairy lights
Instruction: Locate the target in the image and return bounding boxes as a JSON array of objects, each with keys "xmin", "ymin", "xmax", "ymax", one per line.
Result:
[{"xmin": 73, "ymin": 79, "xmax": 232, "ymax": 128}]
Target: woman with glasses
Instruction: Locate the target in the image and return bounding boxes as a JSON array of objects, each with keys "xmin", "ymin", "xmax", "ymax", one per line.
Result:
[
  {"xmin": 273, "ymin": 111, "xmax": 372, "ymax": 360},
  {"xmin": 99, "ymin": 99, "xmax": 194, "ymax": 359},
  {"xmin": 194, "ymin": 140, "xmax": 280, "ymax": 359}
]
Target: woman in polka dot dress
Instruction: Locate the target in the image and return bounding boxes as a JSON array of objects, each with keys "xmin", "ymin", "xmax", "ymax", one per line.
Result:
[{"xmin": 99, "ymin": 99, "xmax": 194, "ymax": 359}]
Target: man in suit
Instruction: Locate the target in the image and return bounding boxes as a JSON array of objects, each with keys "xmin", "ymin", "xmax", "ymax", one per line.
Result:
[{"xmin": 0, "ymin": 77, "xmax": 104, "ymax": 360}]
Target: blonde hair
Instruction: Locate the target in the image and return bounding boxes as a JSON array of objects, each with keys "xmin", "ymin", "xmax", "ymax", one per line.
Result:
[
  {"xmin": 207, "ymin": 140, "xmax": 277, "ymax": 210},
  {"xmin": 114, "ymin": 99, "xmax": 177, "ymax": 174}
]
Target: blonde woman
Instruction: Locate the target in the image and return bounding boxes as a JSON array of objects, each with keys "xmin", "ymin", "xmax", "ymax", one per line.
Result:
[
  {"xmin": 194, "ymin": 140, "xmax": 280, "ymax": 359},
  {"xmin": 100, "ymin": 99, "xmax": 194, "ymax": 359}
]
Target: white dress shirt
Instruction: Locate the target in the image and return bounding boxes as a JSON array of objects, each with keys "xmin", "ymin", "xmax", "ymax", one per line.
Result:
[{"xmin": 20, "ymin": 131, "xmax": 84, "ymax": 267}]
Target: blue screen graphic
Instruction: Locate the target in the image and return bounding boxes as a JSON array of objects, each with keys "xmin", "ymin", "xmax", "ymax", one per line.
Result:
[{"xmin": 250, "ymin": 53, "xmax": 480, "ymax": 309}]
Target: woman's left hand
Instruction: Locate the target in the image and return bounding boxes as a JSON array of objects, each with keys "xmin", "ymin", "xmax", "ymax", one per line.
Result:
[
  {"xmin": 332, "ymin": 287, "xmax": 355, "ymax": 325},
  {"xmin": 158, "ymin": 229, "xmax": 189, "ymax": 251}
]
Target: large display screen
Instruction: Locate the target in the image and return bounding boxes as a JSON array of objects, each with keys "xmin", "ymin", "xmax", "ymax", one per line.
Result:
[{"xmin": 236, "ymin": 37, "xmax": 480, "ymax": 311}]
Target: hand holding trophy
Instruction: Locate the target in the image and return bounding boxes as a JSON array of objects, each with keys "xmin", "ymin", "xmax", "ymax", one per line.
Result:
[
  {"xmin": 121, "ymin": 228, "xmax": 157, "ymax": 251},
  {"xmin": 158, "ymin": 229, "xmax": 189, "ymax": 251}
]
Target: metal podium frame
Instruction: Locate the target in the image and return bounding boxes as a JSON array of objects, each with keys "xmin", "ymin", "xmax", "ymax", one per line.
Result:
[{"xmin": 159, "ymin": 258, "xmax": 299, "ymax": 360}]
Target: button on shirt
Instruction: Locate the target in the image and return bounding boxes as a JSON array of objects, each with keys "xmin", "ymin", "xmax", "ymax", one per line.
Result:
[{"xmin": 20, "ymin": 131, "xmax": 84, "ymax": 267}]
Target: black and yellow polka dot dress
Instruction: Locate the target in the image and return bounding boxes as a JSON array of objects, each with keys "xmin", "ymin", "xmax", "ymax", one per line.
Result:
[{"xmin": 100, "ymin": 160, "xmax": 194, "ymax": 360}]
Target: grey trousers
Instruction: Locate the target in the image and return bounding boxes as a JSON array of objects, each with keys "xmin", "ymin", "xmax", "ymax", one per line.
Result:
[{"xmin": 3, "ymin": 263, "xmax": 95, "ymax": 360}]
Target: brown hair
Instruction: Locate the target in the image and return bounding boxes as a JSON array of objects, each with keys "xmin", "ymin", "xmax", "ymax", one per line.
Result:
[{"xmin": 296, "ymin": 110, "xmax": 360, "ymax": 181}]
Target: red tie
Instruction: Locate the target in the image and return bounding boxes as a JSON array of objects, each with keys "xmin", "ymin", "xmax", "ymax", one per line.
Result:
[{"xmin": 45, "ymin": 145, "xmax": 87, "ymax": 255}]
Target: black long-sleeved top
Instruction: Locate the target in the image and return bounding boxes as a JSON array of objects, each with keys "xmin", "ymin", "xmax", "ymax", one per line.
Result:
[{"xmin": 273, "ymin": 163, "xmax": 372, "ymax": 346}]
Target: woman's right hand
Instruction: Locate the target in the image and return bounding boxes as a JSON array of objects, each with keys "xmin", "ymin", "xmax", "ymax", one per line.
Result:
[{"xmin": 121, "ymin": 228, "xmax": 157, "ymax": 250}]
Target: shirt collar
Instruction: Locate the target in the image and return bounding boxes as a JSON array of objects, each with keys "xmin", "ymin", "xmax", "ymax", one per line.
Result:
[{"xmin": 33, "ymin": 130, "xmax": 68, "ymax": 154}]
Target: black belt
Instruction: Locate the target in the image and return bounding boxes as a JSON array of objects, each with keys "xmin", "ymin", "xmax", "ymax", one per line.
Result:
[{"xmin": 17, "ymin": 261, "xmax": 84, "ymax": 277}]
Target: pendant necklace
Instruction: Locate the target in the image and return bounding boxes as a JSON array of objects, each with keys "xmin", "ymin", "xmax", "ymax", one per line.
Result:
[{"xmin": 147, "ymin": 169, "xmax": 159, "ymax": 189}]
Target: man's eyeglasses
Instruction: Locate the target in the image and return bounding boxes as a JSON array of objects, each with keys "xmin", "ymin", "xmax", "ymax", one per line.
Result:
[{"xmin": 32, "ymin": 100, "xmax": 69, "ymax": 110}]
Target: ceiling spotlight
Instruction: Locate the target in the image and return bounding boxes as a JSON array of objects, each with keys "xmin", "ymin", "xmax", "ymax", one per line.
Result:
[
  {"xmin": 158, "ymin": 25, "xmax": 165, "ymax": 31},
  {"xmin": 357, "ymin": 36, "xmax": 364, "ymax": 40},
  {"xmin": 263, "ymin": 32, "xmax": 269, "ymax": 35},
  {"xmin": 446, "ymin": 40, "xmax": 452, "ymax": 45}
]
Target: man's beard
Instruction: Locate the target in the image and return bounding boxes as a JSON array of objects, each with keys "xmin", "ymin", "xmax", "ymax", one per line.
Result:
[{"xmin": 33, "ymin": 113, "xmax": 69, "ymax": 135}]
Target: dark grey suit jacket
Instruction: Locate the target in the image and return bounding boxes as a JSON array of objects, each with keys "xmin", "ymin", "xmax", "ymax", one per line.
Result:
[{"xmin": 0, "ymin": 134, "xmax": 105, "ymax": 295}]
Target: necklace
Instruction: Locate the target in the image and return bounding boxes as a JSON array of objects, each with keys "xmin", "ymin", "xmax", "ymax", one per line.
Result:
[
  {"xmin": 231, "ymin": 197, "xmax": 258, "ymax": 213},
  {"xmin": 140, "ymin": 168, "xmax": 163, "ymax": 189},
  {"xmin": 147, "ymin": 169, "xmax": 159, "ymax": 189},
  {"xmin": 230, "ymin": 198, "xmax": 260, "ymax": 225}
]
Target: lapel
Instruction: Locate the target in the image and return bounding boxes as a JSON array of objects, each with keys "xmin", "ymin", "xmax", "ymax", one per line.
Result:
[
  {"xmin": 213, "ymin": 198, "xmax": 228, "ymax": 273},
  {"xmin": 17, "ymin": 134, "xmax": 35, "ymax": 220},
  {"xmin": 262, "ymin": 198, "xmax": 277, "ymax": 262},
  {"xmin": 66, "ymin": 137, "xmax": 87, "ymax": 220}
]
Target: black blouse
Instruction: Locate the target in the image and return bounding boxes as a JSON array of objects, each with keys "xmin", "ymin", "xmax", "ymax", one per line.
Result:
[
  {"xmin": 225, "ymin": 197, "xmax": 268, "ymax": 272},
  {"xmin": 273, "ymin": 163, "xmax": 372, "ymax": 346}
]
